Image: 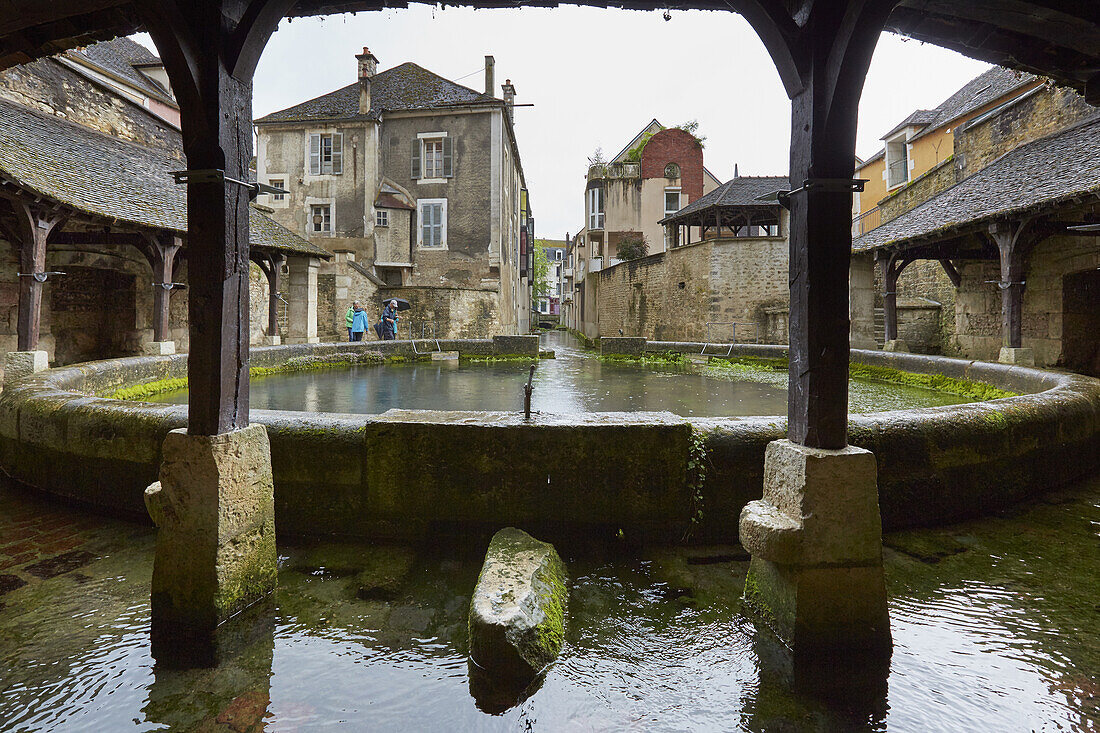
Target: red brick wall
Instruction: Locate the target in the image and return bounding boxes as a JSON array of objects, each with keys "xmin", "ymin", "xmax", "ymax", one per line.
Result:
[{"xmin": 640, "ymin": 129, "xmax": 703, "ymax": 202}]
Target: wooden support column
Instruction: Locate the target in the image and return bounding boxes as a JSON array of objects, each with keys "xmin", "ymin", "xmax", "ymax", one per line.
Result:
[
  {"xmin": 775, "ymin": 2, "xmax": 898, "ymax": 448},
  {"xmin": 255, "ymin": 252, "xmax": 285, "ymax": 339},
  {"xmin": 141, "ymin": 0, "xmax": 296, "ymax": 435},
  {"xmin": 1, "ymin": 199, "xmax": 65, "ymax": 351},
  {"xmin": 143, "ymin": 233, "xmax": 182, "ymax": 343},
  {"xmin": 880, "ymin": 252, "xmax": 913, "ymax": 343},
  {"xmin": 938, "ymin": 258, "xmax": 961, "ymax": 288},
  {"xmin": 987, "ymin": 220, "xmax": 1034, "ymax": 349}
]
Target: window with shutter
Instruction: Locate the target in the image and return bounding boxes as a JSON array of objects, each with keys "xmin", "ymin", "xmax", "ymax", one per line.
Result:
[
  {"xmin": 308, "ymin": 133, "xmax": 320, "ymax": 175},
  {"xmin": 417, "ymin": 199, "xmax": 447, "ymax": 248},
  {"xmin": 442, "ymin": 136, "xmax": 453, "ymax": 177},
  {"xmin": 411, "ymin": 139, "xmax": 421, "ymax": 179},
  {"xmin": 331, "ymin": 132, "xmax": 343, "ymax": 175}
]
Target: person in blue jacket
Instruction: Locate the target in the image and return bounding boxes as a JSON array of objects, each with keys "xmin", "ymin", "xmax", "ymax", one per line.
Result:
[{"xmin": 350, "ymin": 302, "xmax": 370, "ymax": 341}]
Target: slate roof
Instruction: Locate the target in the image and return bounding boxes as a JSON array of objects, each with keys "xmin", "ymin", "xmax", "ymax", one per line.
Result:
[
  {"xmin": 861, "ymin": 66, "xmax": 1037, "ymax": 166},
  {"xmin": 70, "ymin": 37, "xmax": 174, "ymax": 105},
  {"xmin": 255, "ymin": 62, "xmax": 501, "ymax": 124},
  {"xmin": 661, "ymin": 176, "xmax": 789, "ymax": 224},
  {"xmin": 0, "ymin": 97, "xmax": 328, "ymax": 258},
  {"xmin": 854, "ymin": 114, "xmax": 1100, "ymax": 252}
]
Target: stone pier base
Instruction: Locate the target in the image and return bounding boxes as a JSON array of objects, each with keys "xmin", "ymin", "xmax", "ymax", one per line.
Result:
[
  {"xmin": 263, "ymin": 335, "xmax": 282, "ymax": 346},
  {"xmin": 882, "ymin": 339, "xmax": 909, "ymax": 353},
  {"xmin": 143, "ymin": 340, "xmax": 176, "ymax": 356},
  {"xmin": 999, "ymin": 347, "xmax": 1035, "ymax": 366},
  {"xmin": 145, "ymin": 424, "xmax": 277, "ymax": 656},
  {"xmin": 739, "ymin": 439, "xmax": 890, "ymax": 654},
  {"xmin": 4, "ymin": 350, "xmax": 49, "ymax": 386}
]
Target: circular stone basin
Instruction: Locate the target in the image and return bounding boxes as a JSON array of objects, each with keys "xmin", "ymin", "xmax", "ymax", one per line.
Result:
[
  {"xmin": 0, "ymin": 335, "xmax": 1097, "ymax": 541},
  {"xmin": 144, "ymin": 333, "xmax": 973, "ymax": 416}
]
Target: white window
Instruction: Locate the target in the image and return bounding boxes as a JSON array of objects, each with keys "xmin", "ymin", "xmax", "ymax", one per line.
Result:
[
  {"xmin": 412, "ymin": 133, "xmax": 453, "ymax": 180},
  {"xmin": 664, "ymin": 187, "xmax": 681, "ymax": 216},
  {"xmin": 417, "ymin": 199, "xmax": 447, "ymax": 248},
  {"xmin": 269, "ymin": 178, "xmax": 285, "ymax": 201},
  {"xmin": 376, "ymin": 210, "xmax": 389, "ymax": 227},
  {"xmin": 884, "ymin": 134, "xmax": 908, "ymax": 189},
  {"xmin": 308, "ymin": 132, "xmax": 343, "ymax": 175},
  {"xmin": 587, "ymin": 187, "xmax": 604, "ymax": 230},
  {"xmin": 311, "ymin": 204, "xmax": 331, "ymax": 233}
]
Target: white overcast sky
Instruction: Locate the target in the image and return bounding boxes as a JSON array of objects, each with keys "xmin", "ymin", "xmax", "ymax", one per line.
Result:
[{"xmin": 136, "ymin": 6, "xmax": 990, "ymax": 240}]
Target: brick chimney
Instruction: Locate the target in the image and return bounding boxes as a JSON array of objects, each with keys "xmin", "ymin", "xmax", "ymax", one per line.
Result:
[
  {"xmin": 501, "ymin": 78, "xmax": 515, "ymax": 122},
  {"xmin": 356, "ymin": 47, "xmax": 377, "ymax": 115}
]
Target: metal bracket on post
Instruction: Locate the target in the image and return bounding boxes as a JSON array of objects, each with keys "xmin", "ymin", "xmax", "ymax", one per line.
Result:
[
  {"xmin": 153, "ymin": 281, "xmax": 188, "ymax": 291},
  {"xmin": 171, "ymin": 169, "xmax": 287, "ymax": 201},
  {"xmin": 756, "ymin": 179, "xmax": 868, "ymax": 211},
  {"xmin": 985, "ymin": 280, "xmax": 1027, "ymax": 289},
  {"xmin": 17, "ymin": 271, "xmax": 66, "ymax": 282}
]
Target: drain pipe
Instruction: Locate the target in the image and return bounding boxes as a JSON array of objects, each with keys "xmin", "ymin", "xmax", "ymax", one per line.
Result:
[{"xmin": 523, "ymin": 365, "xmax": 535, "ymax": 419}]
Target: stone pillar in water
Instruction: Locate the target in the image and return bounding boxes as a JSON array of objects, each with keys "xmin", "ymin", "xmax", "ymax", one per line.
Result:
[
  {"xmin": 145, "ymin": 425, "xmax": 277, "ymax": 662},
  {"xmin": 285, "ymin": 256, "xmax": 320, "ymax": 344},
  {"xmin": 739, "ymin": 439, "xmax": 891, "ymax": 655}
]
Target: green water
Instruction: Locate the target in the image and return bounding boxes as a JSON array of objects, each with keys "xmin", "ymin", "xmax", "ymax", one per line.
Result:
[
  {"xmin": 0, "ymin": 474, "xmax": 1096, "ymax": 731},
  {"xmin": 146, "ymin": 332, "xmax": 972, "ymax": 416}
]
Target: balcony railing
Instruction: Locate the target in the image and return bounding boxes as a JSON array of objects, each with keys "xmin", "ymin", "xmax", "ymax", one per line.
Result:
[
  {"xmin": 886, "ymin": 159, "xmax": 908, "ymax": 188},
  {"xmin": 589, "ymin": 256, "xmax": 604, "ymax": 273},
  {"xmin": 587, "ymin": 162, "xmax": 641, "ymax": 180},
  {"xmin": 852, "ymin": 206, "xmax": 881, "ymax": 238}
]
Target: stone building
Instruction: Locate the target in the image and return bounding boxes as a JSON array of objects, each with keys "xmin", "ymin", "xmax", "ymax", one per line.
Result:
[
  {"xmin": 534, "ymin": 238, "xmax": 566, "ymax": 316},
  {"xmin": 851, "ymin": 69, "xmax": 1099, "ymax": 374},
  {"xmin": 0, "ymin": 37, "xmax": 326, "ymax": 376},
  {"xmin": 568, "ymin": 176, "xmax": 790, "ymax": 343},
  {"xmin": 564, "ymin": 120, "xmax": 722, "ymax": 337},
  {"xmin": 254, "ymin": 48, "xmax": 532, "ymax": 340}
]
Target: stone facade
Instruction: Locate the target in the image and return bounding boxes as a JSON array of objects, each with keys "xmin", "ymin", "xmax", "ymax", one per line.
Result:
[
  {"xmin": 255, "ymin": 53, "xmax": 529, "ymax": 342},
  {"xmin": 594, "ymin": 216, "xmax": 789, "ymax": 343}
]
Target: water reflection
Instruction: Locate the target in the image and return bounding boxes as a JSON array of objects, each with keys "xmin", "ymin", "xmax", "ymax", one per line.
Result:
[
  {"xmin": 0, "ymin": 477, "xmax": 1096, "ymax": 731},
  {"xmin": 149, "ymin": 332, "xmax": 972, "ymax": 417}
]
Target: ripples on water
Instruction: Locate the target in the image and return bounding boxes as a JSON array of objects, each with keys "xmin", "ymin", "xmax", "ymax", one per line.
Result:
[
  {"xmin": 1, "ymin": 468, "xmax": 1096, "ymax": 731},
  {"xmin": 147, "ymin": 332, "xmax": 972, "ymax": 417}
]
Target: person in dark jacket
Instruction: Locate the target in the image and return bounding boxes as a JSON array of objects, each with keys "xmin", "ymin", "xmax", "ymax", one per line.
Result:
[{"xmin": 381, "ymin": 300, "xmax": 398, "ymax": 340}]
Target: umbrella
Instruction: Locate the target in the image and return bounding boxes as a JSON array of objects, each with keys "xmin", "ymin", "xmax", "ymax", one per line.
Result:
[{"xmin": 381, "ymin": 297, "xmax": 412, "ymax": 311}]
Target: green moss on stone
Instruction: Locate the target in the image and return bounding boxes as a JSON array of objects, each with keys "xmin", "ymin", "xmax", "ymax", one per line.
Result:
[
  {"xmin": 461, "ymin": 354, "xmax": 539, "ymax": 363},
  {"xmin": 847, "ymin": 363, "xmax": 1016, "ymax": 401},
  {"xmin": 108, "ymin": 377, "xmax": 189, "ymax": 401}
]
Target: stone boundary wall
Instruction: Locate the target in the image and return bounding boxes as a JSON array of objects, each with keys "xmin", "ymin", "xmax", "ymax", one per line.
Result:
[{"xmin": 0, "ymin": 342, "xmax": 1096, "ymax": 544}]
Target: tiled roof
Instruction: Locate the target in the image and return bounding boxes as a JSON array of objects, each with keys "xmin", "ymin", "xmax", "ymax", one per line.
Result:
[
  {"xmin": 854, "ymin": 114, "xmax": 1100, "ymax": 252},
  {"xmin": 881, "ymin": 109, "xmax": 937, "ymax": 140},
  {"xmin": 70, "ymin": 37, "xmax": 174, "ymax": 105},
  {"xmin": 0, "ymin": 98, "xmax": 328, "ymax": 258},
  {"xmin": 662, "ymin": 175, "xmax": 789, "ymax": 223},
  {"xmin": 860, "ymin": 66, "xmax": 1036, "ymax": 168},
  {"xmin": 255, "ymin": 62, "xmax": 500, "ymax": 124}
]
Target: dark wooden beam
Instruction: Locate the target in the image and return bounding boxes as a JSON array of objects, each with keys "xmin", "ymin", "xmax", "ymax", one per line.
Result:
[
  {"xmin": 881, "ymin": 252, "xmax": 914, "ymax": 342},
  {"xmin": 747, "ymin": 0, "xmax": 899, "ymax": 449},
  {"xmin": 5, "ymin": 199, "xmax": 65, "ymax": 350},
  {"xmin": 938, "ymin": 258, "xmax": 962, "ymax": 287},
  {"xmin": 142, "ymin": 232, "xmax": 182, "ymax": 342},
  {"xmin": 253, "ymin": 251, "xmax": 285, "ymax": 339},
  {"xmin": 987, "ymin": 219, "xmax": 1043, "ymax": 349},
  {"xmin": 140, "ymin": 0, "xmax": 295, "ymax": 435}
]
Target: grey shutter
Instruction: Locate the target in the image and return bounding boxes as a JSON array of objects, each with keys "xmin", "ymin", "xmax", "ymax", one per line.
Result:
[
  {"xmin": 331, "ymin": 132, "xmax": 343, "ymax": 174},
  {"xmin": 411, "ymin": 139, "xmax": 421, "ymax": 180},
  {"xmin": 442, "ymin": 136, "xmax": 453, "ymax": 178},
  {"xmin": 309, "ymin": 133, "xmax": 321, "ymax": 175}
]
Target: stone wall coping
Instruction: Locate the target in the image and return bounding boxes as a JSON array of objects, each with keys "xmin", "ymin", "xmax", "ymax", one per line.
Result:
[{"xmin": 0, "ymin": 339, "xmax": 1096, "ymax": 540}]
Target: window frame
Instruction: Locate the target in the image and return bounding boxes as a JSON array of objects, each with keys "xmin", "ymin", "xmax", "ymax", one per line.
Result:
[
  {"xmin": 664, "ymin": 186, "xmax": 682, "ymax": 217},
  {"xmin": 414, "ymin": 131, "xmax": 452, "ymax": 182},
  {"xmin": 269, "ymin": 178, "xmax": 286, "ymax": 202},
  {"xmin": 375, "ymin": 209, "xmax": 389, "ymax": 227},
  {"xmin": 587, "ymin": 187, "xmax": 604, "ymax": 230},
  {"xmin": 417, "ymin": 198, "xmax": 448, "ymax": 249},
  {"xmin": 310, "ymin": 203, "xmax": 332, "ymax": 234},
  {"xmin": 307, "ymin": 131, "xmax": 343, "ymax": 176}
]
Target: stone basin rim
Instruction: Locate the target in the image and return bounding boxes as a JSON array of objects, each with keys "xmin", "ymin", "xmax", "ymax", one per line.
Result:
[{"xmin": 0, "ymin": 338, "xmax": 1096, "ymax": 541}]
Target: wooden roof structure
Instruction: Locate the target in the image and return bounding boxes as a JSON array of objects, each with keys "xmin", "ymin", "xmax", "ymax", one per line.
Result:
[{"xmin": 1, "ymin": 2, "xmax": 1097, "ymax": 104}]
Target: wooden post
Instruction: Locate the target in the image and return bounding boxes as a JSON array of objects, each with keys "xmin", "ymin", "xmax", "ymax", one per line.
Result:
[
  {"xmin": 988, "ymin": 220, "xmax": 1032, "ymax": 349},
  {"xmin": 144, "ymin": 233, "xmax": 182, "ymax": 343},
  {"xmin": 2, "ymin": 199, "xmax": 65, "ymax": 351},
  {"xmin": 141, "ymin": 0, "xmax": 296, "ymax": 435},
  {"xmin": 255, "ymin": 252, "xmax": 285, "ymax": 339},
  {"xmin": 738, "ymin": 1, "xmax": 896, "ymax": 448},
  {"xmin": 880, "ymin": 253, "xmax": 912, "ymax": 343}
]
